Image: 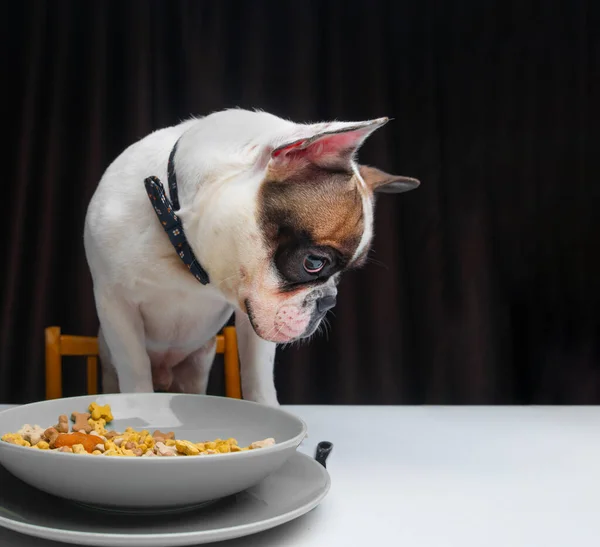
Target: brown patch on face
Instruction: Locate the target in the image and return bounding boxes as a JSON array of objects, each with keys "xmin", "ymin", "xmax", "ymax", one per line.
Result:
[
  {"xmin": 259, "ymin": 165, "xmax": 364, "ymax": 254},
  {"xmin": 257, "ymin": 164, "xmax": 369, "ymax": 285}
]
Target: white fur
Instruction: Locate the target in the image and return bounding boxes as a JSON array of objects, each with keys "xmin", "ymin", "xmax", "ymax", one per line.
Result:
[
  {"xmin": 351, "ymin": 162, "xmax": 375, "ymax": 262},
  {"xmin": 84, "ymin": 109, "xmax": 382, "ymax": 405}
]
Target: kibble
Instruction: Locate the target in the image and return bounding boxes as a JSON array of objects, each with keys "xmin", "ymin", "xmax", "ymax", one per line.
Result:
[{"xmin": 1, "ymin": 402, "xmax": 275, "ymax": 458}]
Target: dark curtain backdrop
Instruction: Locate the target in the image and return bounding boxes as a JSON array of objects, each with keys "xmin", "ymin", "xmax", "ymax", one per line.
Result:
[{"xmin": 2, "ymin": 0, "xmax": 599, "ymax": 405}]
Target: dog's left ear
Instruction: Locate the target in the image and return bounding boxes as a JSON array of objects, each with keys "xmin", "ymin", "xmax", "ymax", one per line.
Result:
[
  {"xmin": 269, "ymin": 117, "xmax": 389, "ymax": 171},
  {"xmin": 359, "ymin": 165, "xmax": 420, "ymax": 194}
]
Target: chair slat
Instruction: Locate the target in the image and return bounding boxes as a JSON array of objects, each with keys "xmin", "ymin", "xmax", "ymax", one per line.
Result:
[
  {"xmin": 87, "ymin": 356, "xmax": 98, "ymax": 395},
  {"xmin": 45, "ymin": 326, "xmax": 241, "ymax": 400},
  {"xmin": 60, "ymin": 335, "xmax": 99, "ymax": 356},
  {"xmin": 45, "ymin": 327, "xmax": 62, "ymax": 400},
  {"xmin": 215, "ymin": 335, "xmax": 225, "ymax": 354},
  {"xmin": 223, "ymin": 327, "xmax": 242, "ymax": 399}
]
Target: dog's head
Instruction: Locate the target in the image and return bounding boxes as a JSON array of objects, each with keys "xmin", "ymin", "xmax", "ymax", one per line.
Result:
[
  {"xmin": 239, "ymin": 117, "xmax": 418, "ymax": 343},
  {"xmin": 181, "ymin": 113, "xmax": 419, "ymax": 343}
]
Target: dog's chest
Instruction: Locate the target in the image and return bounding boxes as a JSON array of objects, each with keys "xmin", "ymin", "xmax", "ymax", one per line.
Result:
[{"xmin": 139, "ymin": 288, "xmax": 232, "ymax": 361}]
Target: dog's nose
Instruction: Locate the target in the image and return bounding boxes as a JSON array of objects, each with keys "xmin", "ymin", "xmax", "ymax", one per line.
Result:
[{"xmin": 316, "ymin": 295, "xmax": 336, "ymax": 314}]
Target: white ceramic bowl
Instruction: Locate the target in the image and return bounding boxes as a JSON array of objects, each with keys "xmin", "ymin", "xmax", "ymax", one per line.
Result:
[{"xmin": 0, "ymin": 393, "xmax": 306, "ymax": 512}]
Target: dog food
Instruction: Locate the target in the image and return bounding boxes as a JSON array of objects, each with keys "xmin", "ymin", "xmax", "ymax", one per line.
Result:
[{"xmin": 1, "ymin": 402, "xmax": 275, "ymax": 457}]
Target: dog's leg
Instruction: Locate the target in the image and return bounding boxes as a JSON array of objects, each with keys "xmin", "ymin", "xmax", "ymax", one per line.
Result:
[
  {"xmin": 170, "ymin": 337, "xmax": 216, "ymax": 394},
  {"xmin": 98, "ymin": 327, "xmax": 120, "ymax": 393},
  {"xmin": 235, "ymin": 309, "xmax": 278, "ymax": 406},
  {"xmin": 95, "ymin": 292, "xmax": 153, "ymax": 393}
]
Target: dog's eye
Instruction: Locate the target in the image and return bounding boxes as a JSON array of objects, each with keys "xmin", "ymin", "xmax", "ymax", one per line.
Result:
[{"xmin": 303, "ymin": 255, "xmax": 327, "ymax": 274}]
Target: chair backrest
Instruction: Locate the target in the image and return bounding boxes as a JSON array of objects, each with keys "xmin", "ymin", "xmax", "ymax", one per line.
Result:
[{"xmin": 45, "ymin": 326, "xmax": 241, "ymax": 400}]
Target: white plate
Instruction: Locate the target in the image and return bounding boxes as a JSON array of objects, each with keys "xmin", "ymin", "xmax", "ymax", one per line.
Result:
[{"xmin": 0, "ymin": 451, "xmax": 330, "ymax": 546}]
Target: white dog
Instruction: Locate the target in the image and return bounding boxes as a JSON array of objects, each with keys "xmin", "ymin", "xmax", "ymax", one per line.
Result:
[{"xmin": 83, "ymin": 109, "xmax": 419, "ymax": 406}]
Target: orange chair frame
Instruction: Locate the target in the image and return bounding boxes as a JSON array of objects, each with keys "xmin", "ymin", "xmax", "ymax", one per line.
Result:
[{"xmin": 45, "ymin": 326, "xmax": 242, "ymax": 400}]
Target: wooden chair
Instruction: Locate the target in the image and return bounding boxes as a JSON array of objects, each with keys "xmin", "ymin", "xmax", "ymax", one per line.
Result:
[{"xmin": 45, "ymin": 326, "xmax": 242, "ymax": 400}]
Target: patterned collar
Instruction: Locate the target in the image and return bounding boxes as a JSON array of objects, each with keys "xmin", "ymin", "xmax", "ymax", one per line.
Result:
[{"xmin": 144, "ymin": 139, "xmax": 210, "ymax": 285}]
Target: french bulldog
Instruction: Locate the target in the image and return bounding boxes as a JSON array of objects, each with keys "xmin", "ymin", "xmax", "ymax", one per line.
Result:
[{"xmin": 83, "ymin": 108, "xmax": 419, "ymax": 406}]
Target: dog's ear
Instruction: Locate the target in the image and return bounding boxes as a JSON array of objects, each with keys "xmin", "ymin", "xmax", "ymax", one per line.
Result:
[
  {"xmin": 268, "ymin": 117, "xmax": 389, "ymax": 173},
  {"xmin": 359, "ymin": 165, "xmax": 420, "ymax": 194}
]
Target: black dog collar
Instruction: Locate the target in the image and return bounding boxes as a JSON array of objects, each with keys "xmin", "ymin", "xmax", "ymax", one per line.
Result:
[{"xmin": 144, "ymin": 140, "xmax": 210, "ymax": 285}]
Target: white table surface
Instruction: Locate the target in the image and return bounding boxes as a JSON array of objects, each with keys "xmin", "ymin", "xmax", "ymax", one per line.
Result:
[{"xmin": 1, "ymin": 404, "xmax": 600, "ymax": 547}]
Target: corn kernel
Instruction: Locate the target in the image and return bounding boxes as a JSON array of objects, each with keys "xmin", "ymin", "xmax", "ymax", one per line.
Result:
[
  {"xmin": 72, "ymin": 444, "xmax": 87, "ymax": 454},
  {"xmin": 1, "ymin": 433, "xmax": 29, "ymax": 447},
  {"xmin": 175, "ymin": 440, "xmax": 200, "ymax": 456},
  {"xmin": 127, "ymin": 434, "xmax": 139, "ymax": 444}
]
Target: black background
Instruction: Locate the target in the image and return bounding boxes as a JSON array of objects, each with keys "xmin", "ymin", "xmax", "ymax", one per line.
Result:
[{"xmin": 1, "ymin": 0, "xmax": 599, "ymax": 405}]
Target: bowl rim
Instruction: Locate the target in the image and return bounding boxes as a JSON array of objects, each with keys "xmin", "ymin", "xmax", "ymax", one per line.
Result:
[{"xmin": 0, "ymin": 393, "xmax": 307, "ymax": 463}]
